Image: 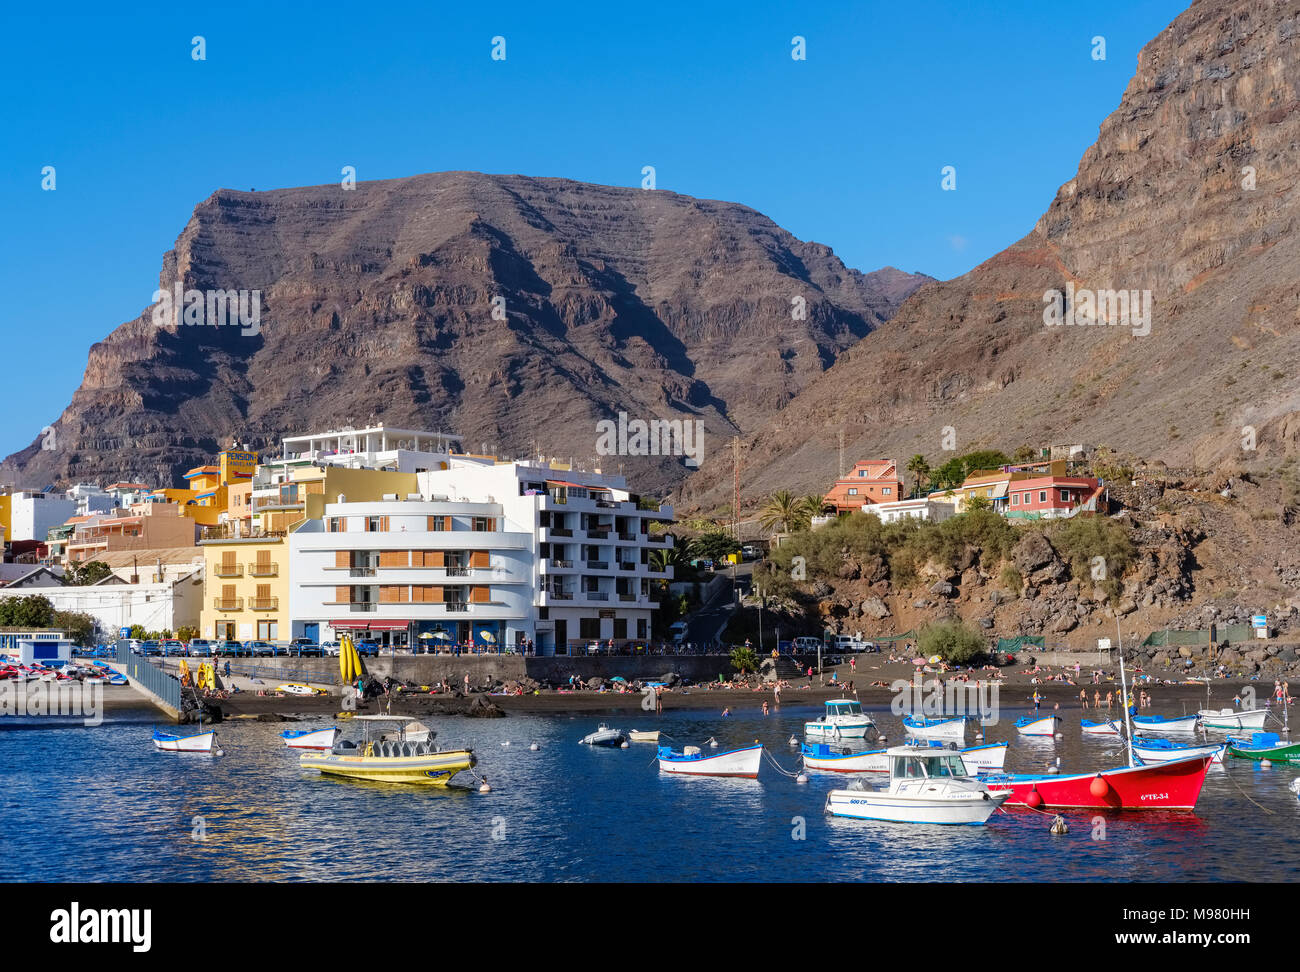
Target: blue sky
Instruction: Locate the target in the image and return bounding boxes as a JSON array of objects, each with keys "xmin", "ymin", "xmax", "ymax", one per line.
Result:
[{"xmin": 0, "ymin": 0, "xmax": 1188, "ymax": 459}]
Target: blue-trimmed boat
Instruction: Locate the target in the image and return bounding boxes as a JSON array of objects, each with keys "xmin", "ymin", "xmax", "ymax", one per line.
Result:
[
  {"xmin": 1014, "ymin": 714, "xmax": 1059, "ymax": 737},
  {"xmin": 658, "ymin": 743, "xmax": 762, "ymax": 778},
  {"xmin": 1081, "ymin": 718, "xmax": 1122, "ymax": 736},
  {"xmin": 1226, "ymin": 732, "xmax": 1300, "ymax": 762},
  {"xmin": 901, "ymin": 714, "xmax": 966, "ymax": 741},
  {"xmin": 805, "ymin": 699, "xmax": 875, "ymax": 739},
  {"xmin": 1131, "ymin": 737, "xmax": 1224, "ymax": 764},
  {"xmin": 1131, "ymin": 713, "xmax": 1198, "ymax": 734}
]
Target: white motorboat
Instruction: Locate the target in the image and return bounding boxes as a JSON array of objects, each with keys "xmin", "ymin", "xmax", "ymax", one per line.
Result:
[
  {"xmin": 1131, "ymin": 738, "xmax": 1225, "ymax": 764},
  {"xmin": 1198, "ymin": 707, "xmax": 1270, "ymax": 731},
  {"xmin": 280, "ymin": 726, "xmax": 341, "ymax": 750},
  {"xmin": 901, "ymin": 714, "xmax": 967, "ymax": 741},
  {"xmin": 824, "ymin": 747, "xmax": 1009, "ymax": 825},
  {"xmin": 1014, "ymin": 714, "xmax": 1059, "ymax": 737},
  {"xmin": 1081, "ymin": 718, "xmax": 1123, "ymax": 736},
  {"xmin": 1131, "ymin": 713, "xmax": 1199, "ymax": 734},
  {"xmin": 804, "ymin": 699, "xmax": 875, "ymax": 739},
  {"xmin": 951, "ymin": 741, "xmax": 1009, "ymax": 773},
  {"xmin": 580, "ymin": 723, "xmax": 627, "ymax": 747},
  {"xmin": 658, "ymin": 743, "xmax": 762, "ymax": 778},
  {"xmin": 152, "ymin": 728, "xmax": 222, "ymax": 755}
]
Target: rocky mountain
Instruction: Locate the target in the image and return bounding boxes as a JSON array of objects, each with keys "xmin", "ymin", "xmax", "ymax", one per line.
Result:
[
  {"xmin": 2, "ymin": 173, "xmax": 928, "ymax": 494},
  {"xmin": 682, "ymin": 0, "xmax": 1300, "ymax": 510}
]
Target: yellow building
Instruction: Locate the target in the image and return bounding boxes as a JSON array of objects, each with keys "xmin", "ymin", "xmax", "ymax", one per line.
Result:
[
  {"xmin": 199, "ymin": 463, "xmax": 416, "ymax": 643},
  {"xmin": 0, "ymin": 492, "xmax": 10, "ymax": 548},
  {"xmin": 154, "ymin": 448, "xmax": 258, "ymax": 527}
]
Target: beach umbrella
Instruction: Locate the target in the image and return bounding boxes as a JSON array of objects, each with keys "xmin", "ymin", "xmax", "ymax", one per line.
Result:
[
  {"xmin": 418, "ymin": 632, "xmax": 435, "ymax": 640},
  {"xmin": 911, "ymin": 657, "xmax": 925, "ymax": 666},
  {"xmin": 479, "ymin": 631, "xmax": 497, "ymax": 644}
]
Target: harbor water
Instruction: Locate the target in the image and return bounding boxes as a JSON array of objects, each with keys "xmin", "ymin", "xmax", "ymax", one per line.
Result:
[{"xmin": 2, "ymin": 702, "xmax": 1297, "ymax": 882}]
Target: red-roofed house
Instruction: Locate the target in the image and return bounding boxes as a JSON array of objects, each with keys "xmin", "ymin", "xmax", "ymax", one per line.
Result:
[
  {"xmin": 823, "ymin": 460, "xmax": 905, "ymax": 514},
  {"xmin": 1005, "ymin": 476, "xmax": 1104, "ymax": 519}
]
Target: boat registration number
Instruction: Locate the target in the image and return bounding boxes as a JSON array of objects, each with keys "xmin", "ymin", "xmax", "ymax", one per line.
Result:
[{"xmin": 1139, "ymin": 792, "xmax": 1168, "ymax": 801}]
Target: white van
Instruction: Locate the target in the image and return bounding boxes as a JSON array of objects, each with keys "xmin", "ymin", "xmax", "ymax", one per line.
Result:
[
  {"xmin": 791, "ymin": 636, "xmax": 823, "ymax": 652},
  {"xmin": 669, "ymin": 621, "xmax": 688, "ymax": 644},
  {"xmin": 833, "ymin": 635, "xmax": 876, "ymax": 653}
]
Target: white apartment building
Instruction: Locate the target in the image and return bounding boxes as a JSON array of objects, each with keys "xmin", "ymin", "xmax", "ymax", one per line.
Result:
[
  {"xmin": 0, "ymin": 570, "xmax": 204, "ymax": 640},
  {"xmin": 859, "ymin": 497, "xmax": 956, "ymax": 524},
  {"xmin": 287, "ymin": 456, "xmax": 674, "ymax": 654},
  {"xmin": 7, "ymin": 491, "xmax": 78, "ymax": 543}
]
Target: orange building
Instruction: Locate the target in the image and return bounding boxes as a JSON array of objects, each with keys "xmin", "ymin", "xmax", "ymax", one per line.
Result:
[{"xmin": 823, "ymin": 460, "xmax": 905, "ymax": 514}]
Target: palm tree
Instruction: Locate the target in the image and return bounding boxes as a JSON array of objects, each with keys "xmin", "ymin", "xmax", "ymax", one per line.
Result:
[
  {"xmin": 760, "ymin": 490, "xmax": 799, "ymax": 535},
  {"xmin": 907, "ymin": 454, "xmax": 931, "ymax": 498},
  {"xmin": 793, "ymin": 494, "xmax": 825, "ymax": 531}
]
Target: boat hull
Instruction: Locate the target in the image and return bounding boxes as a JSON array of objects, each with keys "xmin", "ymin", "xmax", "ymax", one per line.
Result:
[
  {"xmin": 901, "ymin": 717, "xmax": 966, "ymax": 741},
  {"xmin": 1198, "ymin": 708, "xmax": 1270, "ymax": 731},
  {"xmin": 659, "ymin": 744, "xmax": 762, "ymax": 778},
  {"xmin": 802, "ymin": 742, "xmax": 1007, "ymax": 774},
  {"xmin": 1131, "ymin": 714, "xmax": 1198, "ymax": 734},
  {"xmin": 1015, "ymin": 715, "xmax": 1059, "ymax": 737},
  {"xmin": 628, "ymin": 730, "xmax": 660, "ymax": 742},
  {"xmin": 300, "ymin": 748, "xmax": 476, "ymax": 785},
  {"xmin": 825, "ymin": 787, "xmax": 1008, "ymax": 825},
  {"xmin": 804, "ymin": 719, "xmax": 874, "ymax": 739},
  {"xmin": 281, "ymin": 727, "xmax": 340, "ymax": 750},
  {"xmin": 1132, "ymin": 741, "xmax": 1225, "ymax": 764},
  {"xmin": 985, "ymin": 754, "xmax": 1213, "ymax": 811},
  {"xmin": 1081, "ymin": 720, "xmax": 1122, "ymax": 736},
  {"xmin": 152, "ymin": 729, "xmax": 216, "ymax": 753}
]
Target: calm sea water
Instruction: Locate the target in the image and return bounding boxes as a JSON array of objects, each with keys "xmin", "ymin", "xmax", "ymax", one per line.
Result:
[{"xmin": 1, "ymin": 702, "xmax": 1296, "ymax": 882}]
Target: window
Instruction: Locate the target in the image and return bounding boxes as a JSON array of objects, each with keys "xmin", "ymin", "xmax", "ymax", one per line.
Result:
[
  {"xmin": 579, "ymin": 617, "xmax": 600, "ymax": 639},
  {"xmin": 882, "ymin": 487, "xmax": 891, "ymax": 495},
  {"xmin": 365, "ymin": 515, "xmax": 385, "ymax": 532},
  {"xmin": 847, "ymin": 488, "xmax": 858, "ymax": 496},
  {"xmin": 1038, "ymin": 491, "xmax": 1047, "ymax": 503},
  {"xmin": 1060, "ymin": 490, "xmax": 1070, "ymax": 502},
  {"xmin": 327, "ymin": 517, "xmax": 344, "ymax": 533},
  {"xmin": 472, "ymin": 516, "xmax": 495, "ymax": 532},
  {"xmin": 1010, "ymin": 494, "xmax": 1018, "ymax": 506},
  {"xmin": 428, "ymin": 515, "xmax": 449, "ymax": 531}
]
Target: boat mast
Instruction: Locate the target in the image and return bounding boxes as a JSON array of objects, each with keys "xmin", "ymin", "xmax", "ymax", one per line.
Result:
[{"xmin": 1117, "ymin": 619, "xmax": 1135, "ymax": 769}]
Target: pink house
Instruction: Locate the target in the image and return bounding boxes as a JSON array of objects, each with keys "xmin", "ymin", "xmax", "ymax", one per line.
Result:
[{"xmin": 1005, "ymin": 476, "xmax": 1102, "ymax": 519}]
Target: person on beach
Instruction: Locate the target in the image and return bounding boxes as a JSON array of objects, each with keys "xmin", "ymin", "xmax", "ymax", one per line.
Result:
[
  {"xmin": 1080, "ymin": 689, "xmax": 1088, "ymax": 709},
  {"xmin": 722, "ymin": 707, "xmax": 730, "ymax": 717},
  {"xmin": 773, "ymin": 682, "xmax": 781, "ymax": 706},
  {"xmin": 1105, "ymin": 691, "xmax": 1114, "ymax": 709},
  {"xmin": 761, "ymin": 701, "xmax": 769, "ymax": 715},
  {"xmin": 1093, "ymin": 690, "xmax": 1101, "ymax": 708}
]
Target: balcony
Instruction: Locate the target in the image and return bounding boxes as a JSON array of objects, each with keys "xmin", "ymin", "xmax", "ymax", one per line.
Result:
[
  {"xmin": 617, "ymin": 532, "xmax": 637, "ymax": 542},
  {"xmin": 547, "ymin": 591, "xmax": 574, "ymax": 601},
  {"xmin": 586, "ymin": 560, "xmax": 609, "ymax": 570},
  {"xmin": 619, "ymin": 593, "xmax": 637, "ymax": 602},
  {"xmin": 349, "ymin": 567, "xmax": 376, "ymax": 578},
  {"xmin": 350, "ymin": 602, "xmax": 377, "ymax": 612},
  {"xmin": 586, "ymin": 529, "xmax": 610, "ymax": 540},
  {"xmin": 583, "ymin": 592, "xmax": 610, "ymax": 602},
  {"xmin": 248, "ymin": 563, "xmax": 278, "ymax": 577},
  {"xmin": 445, "ymin": 602, "xmax": 470, "ymax": 612},
  {"xmin": 548, "ymin": 527, "xmax": 573, "ymax": 538},
  {"xmin": 250, "ymin": 597, "xmax": 278, "ymax": 611},
  {"xmin": 445, "ymin": 566, "xmax": 469, "ymax": 577},
  {"xmin": 618, "ymin": 562, "xmax": 636, "ymax": 571},
  {"xmin": 212, "ymin": 597, "xmax": 243, "ymax": 611},
  {"xmin": 214, "ymin": 564, "xmax": 243, "ymax": 578},
  {"xmin": 551, "ymin": 559, "xmax": 573, "ymax": 568}
]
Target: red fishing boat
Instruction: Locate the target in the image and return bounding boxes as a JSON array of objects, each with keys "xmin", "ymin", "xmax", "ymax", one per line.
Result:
[{"xmin": 982, "ymin": 753, "xmax": 1214, "ymax": 811}]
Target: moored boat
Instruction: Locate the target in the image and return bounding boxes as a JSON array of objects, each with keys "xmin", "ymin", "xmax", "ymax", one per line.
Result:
[
  {"xmin": 1226, "ymin": 731, "xmax": 1300, "ymax": 762},
  {"xmin": 280, "ymin": 726, "xmax": 341, "ymax": 750},
  {"xmin": 658, "ymin": 743, "xmax": 762, "ymax": 778},
  {"xmin": 1081, "ymin": 718, "xmax": 1122, "ymax": 736},
  {"xmin": 824, "ymin": 747, "xmax": 1009, "ymax": 825},
  {"xmin": 805, "ymin": 699, "xmax": 875, "ymax": 739},
  {"xmin": 802, "ymin": 740, "xmax": 1007, "ymax": 774},
  {"xmin": 1198, "ymin": 707, "xmax": 1270, "ymax": 731},
  {"xmin": 900, "ymin": 714, "xmax": 966, "ymax": 741},
  {"xmin": 1131, "ymin": 737, "xmax": 1224, "ymax": 764},
  {"xmin": 628, "ymin": 729, "xmax": 661, "ymax": 743},
  {"xmin": 983, "ymin": 753, "xmax": 1213, "ymax": 811},
  {"xmin": 1131, "ymin": 713, "xmax": 1198, "ymax": 734},
  {"xmin": 1014, "ymin": 714, "xmax": 1059, "ymax": 737},
  {"xmin": 580, "ymin": 723, "xmax": 626, "ymax": 747},
  {"xmin": 300, "ymin": 716, "xmax": 474, "ymax": 786},
  {"xmin": 152, "ymin": 728, "xmax": 221, "ymax": 754}
]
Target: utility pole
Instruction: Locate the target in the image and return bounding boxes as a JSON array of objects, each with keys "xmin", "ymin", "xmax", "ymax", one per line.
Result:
[
  {"xmin": 838, "ymin": 428, "xmax": 844, "ymax": 479},
  {"xmin": 732, "ymin": 435, "xmax": 740, "ymax": 542}
]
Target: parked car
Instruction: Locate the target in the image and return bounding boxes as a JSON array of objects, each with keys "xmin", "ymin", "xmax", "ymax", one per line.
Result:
[
  {"xmin": 187, "ymin": 639, "xmax": 214, "ymax": 657},
  {"xmin": 669, "ymin": 621, "xmax": 688, "ymax": 645},
  {"xmin": 288, "ymin": 638, "xmax": 322, "ymax": 657},
  {"xmin": 245, "ymin": 641, "xmax": 274, "ymax": 657},
  {"xmin": 139, "ymin": 640, "xmax": 162, "ymax": 657},
  {"xmin": 215, "ymin": 640, "xmax": 242, "ymax": 657},
  {"xmin": 354, "ymin": 641, "xmax": 379, "ymax": 656},
  {"xmin": 160, "ymin": 639, "xmax": 187, "ymax": 657},
  {"xmin": 791, "ymin": 636, "xmax": 823, "ymax": 653},
  {"xmin": 320, "ymin": 641, "xmax": 341, "ymax": 656}
]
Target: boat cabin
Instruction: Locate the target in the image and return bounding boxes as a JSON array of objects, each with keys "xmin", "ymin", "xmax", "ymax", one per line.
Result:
[
  {"xmin": 824, "ymin": 699, "xmax": 863, "ymax": 718},
  {"xmin": 888, "ymin": 746, "xmax": 970, "ymax": 780}
]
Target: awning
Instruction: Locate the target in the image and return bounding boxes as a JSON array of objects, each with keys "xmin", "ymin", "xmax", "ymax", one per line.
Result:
[
  {"xmin": 546, "ymin": 480, "xmax": 586, "ymax": 488},
  {"xmin": 330, "ymin": 620, "xmax": 411, "ymax": 631}
]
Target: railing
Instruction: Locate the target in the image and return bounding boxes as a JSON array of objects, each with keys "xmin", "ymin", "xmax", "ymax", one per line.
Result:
[
  {"xmin": 617, "ymin": 532, "xmax": 637, "ymax": 541},
  {"xmin": 618, "ymin": 562, "xmax": 636, "ymax": 571},
  {"xmin": 548, "ymin": 591, "xmax": 574, "ymax": 600},
  {"xmin": 212, "ymin": 597, "xmax": 243, "ymax": 610},
  {"xmin": 250, "ymin": 597, "xmax": 278, "ymax": 611},
  {"xmin": 586, "ymin": 561, "xmax": 609, "ymax": 570},
  {"xmin": 551, "ymin": 559, "xmax": 573, "ymax": 568},
  {"xmin": 214, "ymin": 564, "xmax": 243, "ymax": 577},
  {"xmin": 445, "ymin": 566, "xmax": 469, "ymax": 577},
  {"xmin": 115, "ymin": 642, "xmax": 182, "ymax": 710},
  {"xmin": 350, "ymin": 602, "xmax": 376, "ymax": 612},
  {"xmin": 586, "ymin": 529, "xmax": 610, "ymax": 540},
  {"xmin": 618, "ymin": 593, "xmax": 636, "ymax": 602},
  {"xmin": 549, "ymin": 528, "xmax": 573, "ymax": 537},
  {"xmin": 248, "ymin": 563, "xmax": 278, "ymax": 577},
  {"xmin": 445, "ymin": 602, "xmax": 469, "ymax": 612},
  {"xmin": 349, "ymin": 567, "xmax": 376, "ymax": 577},
  {"xmin": 583, "ymin": 592, "xmax": 610, "ymax": 601}
]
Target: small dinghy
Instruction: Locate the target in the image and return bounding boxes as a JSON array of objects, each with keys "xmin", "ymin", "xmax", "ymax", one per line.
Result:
[
  {"xmin": 280, "ymin": 726, "xmax": 341, "ymax": 751},
  {"xmin": 1014, "ymin": 714, "xmax": 1059, "ymax": 737},
  {"xmin": 1131, "ymin": 713, "xmax": 1198, "ymax": 734},
  {"xmin": 153, "ymin": 728, "xmax": 221, "ymax": 755},
  {"xmin": 824, "ymin": 747, "xmax": 1009, "ymax": 825},
  {"xmin": 580, "ymin": 723, "xmax": 627, "ymax": 747},
  {"xmin": 1131, "ymin": 737, "xmax": 1225, "ymax": 764},
  {"xmin": 628, "ymin": 729, "xmax": 661, "ymax": 743},
  {"xmin": 901, "ymin": 714, "xmax": 967, "ymax": 741},
  {"xmin": 1198, "ymin": 707, "xmax": 1270, "ymax": 731},
  {"xmin": 1226, "ymin": 732, "xmax": 1300, "ymax": 763},
  {"xmin": 1081, "ymin": 718, "xmax": 1122, "ymax": 736},
  {"xmin": 658, "ymin": 743, "xmax": 762, "ymax": 778}
]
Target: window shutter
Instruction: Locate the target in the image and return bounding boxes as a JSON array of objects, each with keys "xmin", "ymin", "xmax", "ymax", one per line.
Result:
[
  {"xmin": 379, "ymin": 550, "xmax": 408, "ymax": 568},
  {"xmin": 336, "ymin": 586, "xmax": 351, "ymax": 604},
  {"xmin": 335, "ymin": 550, "xmax": 350, "ymax": 569},
  {"xmin": 470, "ymin": 585, "xmax": 490, "ymax": 604},
  {"xmin": 470, "ymin": 550, "xmax": 490, "ymax": 569}
]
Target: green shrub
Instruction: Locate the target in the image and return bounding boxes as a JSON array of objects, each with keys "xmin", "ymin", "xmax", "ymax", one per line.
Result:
[{"xmin": 917, "ymin": 620, "xmax": 986, "ymax": 666}]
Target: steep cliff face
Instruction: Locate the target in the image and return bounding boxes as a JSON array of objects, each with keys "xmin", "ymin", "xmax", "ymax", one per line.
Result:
[
  {"xmin": 683, "ymin": 0, "xmax": 1300, "ymax": 509},
  {"xmin": 3, "ymin": 173, "xmax": 927, "ymax": 493}
]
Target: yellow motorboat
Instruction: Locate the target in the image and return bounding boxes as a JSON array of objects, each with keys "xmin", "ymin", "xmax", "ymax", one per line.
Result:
[{"xmin": 299, "ymin": 715, "xmax": 475, "ymax": 786}]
